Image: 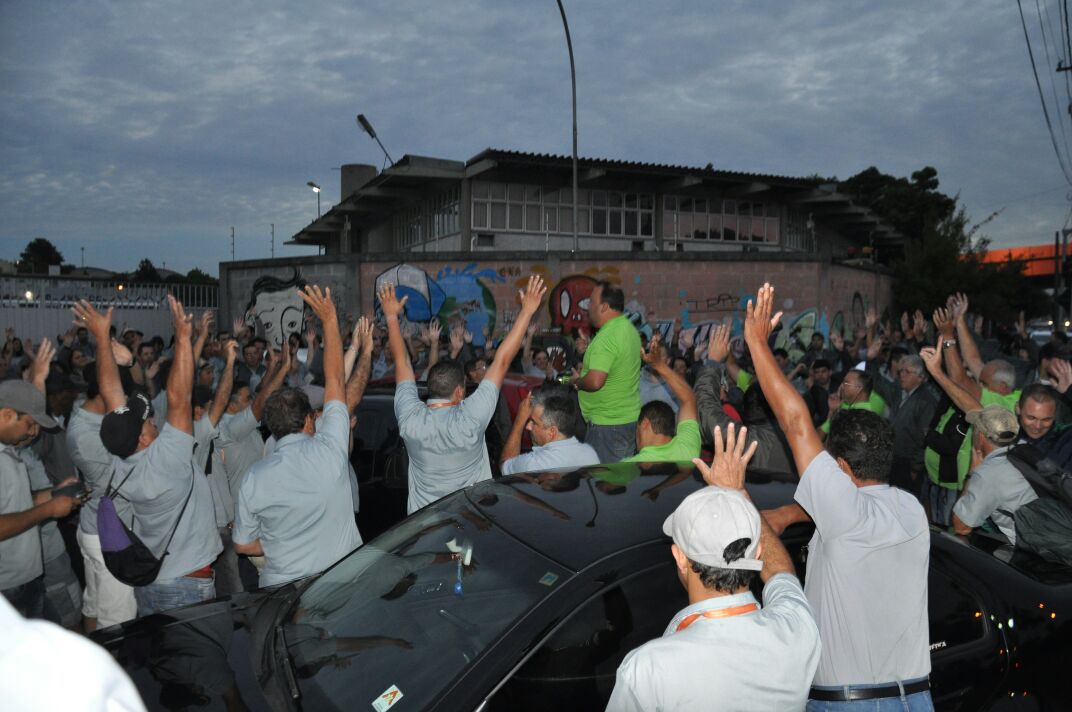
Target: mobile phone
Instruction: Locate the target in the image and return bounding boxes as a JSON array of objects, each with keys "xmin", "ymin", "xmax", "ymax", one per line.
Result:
[{"xmin": 52, "ymin": 482, "xmax": 88, "ymax": 499}]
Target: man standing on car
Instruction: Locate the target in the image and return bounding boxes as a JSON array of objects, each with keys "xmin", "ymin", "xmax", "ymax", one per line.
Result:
[
  {"xmin": 607, "ymin": 423, "xmax": 820, "ymax": 711},
  {"xmin": 381, "ymin": 276, "xmax": 546, "ymax": 514},
  {"xmin": 570, "ymin": 282, "xmax": 641, "ymax": 463},
  {"xmin": 749, "ymin": 284, "xmax": 933, "ymax": 711}
]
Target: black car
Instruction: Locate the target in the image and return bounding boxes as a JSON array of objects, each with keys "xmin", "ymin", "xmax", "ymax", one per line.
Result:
[{"xmin": 93, "ymin": 464, "xmax": 1072, "ymax": 711}]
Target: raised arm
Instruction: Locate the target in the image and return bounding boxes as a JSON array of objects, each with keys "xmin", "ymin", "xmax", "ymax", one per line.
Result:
[
  {"xmin": 919, "ymin": 341, "xmax": 982, "ymax": 414},
  {"xmin": 485, "ymin": 276, "xmax": 547, "ymax": 388},
  {"xmin": 166, "ymin": 295, "xmax": 195, "ymax": 435},
  {"xmin": 423, "ymin": 320, "xmax": 442, "ymax": 377},
  {"xmin": 521, "ymin": 323, "xmax": 537, "ymax": 369},
  {"xmin": 500, "ymin": 393, "xmax": 532, "ymax": 465},
  {"xmin": 207, "ymin": 340, "xmax": 237, "ymax": 426},
  {"xmin": 298, "ymin": 285, "xmax": 343, "ymax": 404},
  {"xmin": 251, "ymin": 348, "xmax": 289, "ymax": 421},
  {"xmin": 345, "ymin": 317, "xmax": 375, "ymax": 413},
  {"xmin": 192, "ymin": 311, "xmax": 213, "ymax": 366},
  {"xmin": 743, "ymin": 284, "xmax": 823, "ymax": 476},
  {"xmin": 377, "ymin": 283, "xmax": 416, "ymax": 383},
  {"xmin": 72, "ymin": 301, "xmax": 125, "ymax": 411},
  {"xmin": 936, "ymin": 304, "xmax": 982, "ymax": 400},
  {"xmin": 29, "ymin": 338, "xmax": 55, "ymax": 394},
  {"xmin": 642, "ymin": 336, "xmax": 696, "ymax": 422},
  {"xmin": 950, "ymin": 293, "xmax": 985, "ymax": 380}
]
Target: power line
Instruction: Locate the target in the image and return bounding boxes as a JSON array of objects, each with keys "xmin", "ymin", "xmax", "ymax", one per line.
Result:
[
  {"xmin": 1044, "ymin": 0, "xmax": 1072, "ymax": 102},
  {"xmin": 1018, "ymin": 0, "xmax": 1072, "ymax": 186},
  {"xmin": 1034, "ymin": 0, "xmax": 1072, "ymax": 155}
]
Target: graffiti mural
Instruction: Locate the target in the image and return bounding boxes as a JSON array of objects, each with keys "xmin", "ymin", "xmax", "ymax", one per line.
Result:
[
  {"xmin": 548, "ymin": 275, "xmax": 596, "ymax": 335},
  {"xmin": 243, "ymin": 269, "xmax": 307, "ymax": 349},
  {"xmin": 374, "ymin": 263, "xmax": 503, "ymax": 346}
]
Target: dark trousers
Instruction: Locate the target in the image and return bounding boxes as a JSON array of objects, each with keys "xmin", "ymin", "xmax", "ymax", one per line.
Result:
[{"xmin": 2, "ymin": 575, "xmax": 45, "ymax": 619}]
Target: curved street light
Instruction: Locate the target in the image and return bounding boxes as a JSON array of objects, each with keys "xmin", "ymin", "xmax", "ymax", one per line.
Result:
[
  {"xmin": 357, "ymin": 114, "xmax": 396, "ymax": 168},
  {"xmin": 307, "ymin": 181, "xmax": 321, "ymax": 218},
  {"xmin": 555, "ymin": 0, "xmax": 579, "ymax": 253}
]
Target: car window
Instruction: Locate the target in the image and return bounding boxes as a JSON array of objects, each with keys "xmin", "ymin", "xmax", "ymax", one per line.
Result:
[
  {"xmin": 485, "ymin": 561, "xmax": 687, "ymax": 712},
  {"xmin": 283, "ymin": 493, "xmax": 570, "ymax": 711},
  {"xmin": 928, "ymin": 566, "xmax": 987, "ymax": 652}
]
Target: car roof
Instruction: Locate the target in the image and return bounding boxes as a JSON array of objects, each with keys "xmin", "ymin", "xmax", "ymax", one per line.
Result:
[{"xmin": 464, "ymin": 462, "xmax": 799, "ymax": 572}]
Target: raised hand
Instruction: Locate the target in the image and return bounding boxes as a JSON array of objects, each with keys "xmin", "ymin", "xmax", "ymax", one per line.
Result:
[
  {"xmin": 829, "ymin": 330, "xmax": 845, "ymax": 352},
  {"xmin": 223, "ymin": 339, "xmax": 239, "ymax": 364},
  {"xmin": 449, "ymin": 326, "xmax": 464, "ymax": 355},
  {"xmin": 1049, "ymin": 357, "xmax": 1072, "ymax": 394},
  {"xmin": 169, "ymin": 295, "xmax": 193, "ymax": 341},
  {"xmin": 30, "ymin": 337, "xmax": 55, "ymax": 387},
  {"xmin": 865, "ymin": 306, "xmax": 878, "ymax": 330},
  {"xmin": 693, "ymin": 423, "xmax": 758, "ymax": 490},
  {"xmin": 354, "ymin": 317, "xmax": 375, "ymax": 355},
  {"xmin": 949, "ymin": 292, "xmax": 969, "ymax": 322},
  {"xmin": 299, "ymin": 285, "xmax": 338, "ymax": 324},
  {"xmin": 708, "ymin": 322, "xmax": 731, "ymax": 363},
  {"xmin": 427, "ymin": 319, "xmax": 441, "ymax": 347},
  {"xmin": 464, "ymin": 329, "xmax": 473, "ymax": 344},
  {"xmin": 933, "ymin": 307, "xmax": 954, "ymax": 338},
  {"xmin": 913, "ymin": 310, "xmax": 928, "ymax": 340},
  {"xmin": 71, "ymin": 299, "xmax": 113, "ymax": 338},
  {"xmin": 376, "ymin": 283, "xmax": 408, "ymax": 319},
  {"xmin": 900, "ymin": 312, "xmax": 911, "ymax": 339},
  {"xmin": 198, "ymin": 309, "xmax": 214, "ymax": 337},
  {"xmin": 743, "ymin": 282, "xmax": 782, "ymax": 346},
  {"xmin": 640, "ymin": 334, "xmax": 666, "ymax": 368},
  {"xmin": 866, "ymin": 335, "xmax": 885, "ymax": 361},
  {"xmin": 918, "ymin": 343, "xmax": 942, "ymax": 376},
  {"xmin": 518, "ymin": 275, "xmax": 547, "ymax": 316}
]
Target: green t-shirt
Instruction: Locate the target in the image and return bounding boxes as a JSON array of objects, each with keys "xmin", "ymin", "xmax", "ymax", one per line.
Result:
[
  {"xmin": 820, "ymin": 390, "xmax": 888, "ymax": 434},
  {"xmin": 622, "ymin": 419, "xmax": 702, "ymax": 464},
  {"xmin": 578, "ymin": 314, "xmax": 641, "ymax": 425},
  {"xmin": 924, "ymin": 388, "xmax": 1020, "ymax": 490},
  {"xmin": 735, "ymin": 370, "xmax": 756, "ymax": 391}
]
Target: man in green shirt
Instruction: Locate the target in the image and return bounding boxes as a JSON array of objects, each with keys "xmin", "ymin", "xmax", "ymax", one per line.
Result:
[
  {"xmin": 571, "ymin": 282, "xmax": 641, "ymax": 463},
  {"xmin": 820, "ymin": 370, "xmax": 886, "ymax": 436},
  {"xmin": 622, "ymin": 336, "xmax": 700, "ymax": 464}
]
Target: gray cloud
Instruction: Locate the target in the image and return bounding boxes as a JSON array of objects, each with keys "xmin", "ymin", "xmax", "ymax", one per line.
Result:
[{"xmin": 0, "ymin": 0, "xmax": 1068, "ymax": 274}]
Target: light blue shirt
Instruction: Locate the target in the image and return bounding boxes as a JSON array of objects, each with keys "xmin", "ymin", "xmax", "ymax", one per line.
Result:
[
  {"xmin": 500, "ymin": 437, "xmax": 601, "ymax": 476},
  {"xmin": 117, "ymin": 424, "xmax": 222, "ymax": 580},
  {"xmin": 234, "ymin": 400, "xmax": 362, "ymax": 587},
  {"xmin": 954, "ymin": 447, "xmax": 1038, "ymax": 544},
  {"xmin": 0, "ymin": 443, "xmax": 42, "ymax": 590},
  {"xmin": 20, "ymin": 447, "xmax": 64, "ymax": 563},
  {"xmin": 216, "ymin": 407, "xmax": 265, "ymax": 504},
  {"xmin": 395, "ymin": 379, "xmax": 499, "ymax": 514},
  {"xmin": 608, "ymin": 574, "xmax": 819, "ymax": 712},
  {"xmin": 66, "ymin": 403, "xmax": 126, "ymax": 537}
]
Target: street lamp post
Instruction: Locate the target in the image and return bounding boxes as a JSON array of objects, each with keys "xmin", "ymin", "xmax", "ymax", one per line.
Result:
[
  {"xmin": 307, "ymin": 181, "xmax": 321, "ymax": 218},
  {"xmin": 555, "ymin": 0, "xmax": 579, "ymax": 253},
  {"xmin": 357, "ymin": 114, "xmax": 395, "ymax": 168}
]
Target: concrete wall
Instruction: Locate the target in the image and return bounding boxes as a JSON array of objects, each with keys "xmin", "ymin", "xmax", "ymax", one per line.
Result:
[{"xmin": 221, "ymin": 252, "xmax": 892, "ymax": 350}]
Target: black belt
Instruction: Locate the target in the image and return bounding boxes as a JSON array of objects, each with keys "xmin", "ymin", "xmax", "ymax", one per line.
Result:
[{"xmin": 809, "ymin": 679, "xmax": 929, "ymax": 702}]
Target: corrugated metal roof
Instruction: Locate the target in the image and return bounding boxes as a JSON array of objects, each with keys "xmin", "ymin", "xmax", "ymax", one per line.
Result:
[{"xmin": 470, "ymin": 148, "xmax": 822, "ymax": 186}]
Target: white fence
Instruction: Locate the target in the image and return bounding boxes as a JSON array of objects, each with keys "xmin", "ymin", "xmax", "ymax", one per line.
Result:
[{"xmin": 0, "ymin": 276, "xmax": 218, "ymax": 344}]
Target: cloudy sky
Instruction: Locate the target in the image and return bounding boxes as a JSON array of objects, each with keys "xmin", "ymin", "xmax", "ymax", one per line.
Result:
[{"xmin": 2, "ymin": 0, "xmax": 1070, "ymax": 275}]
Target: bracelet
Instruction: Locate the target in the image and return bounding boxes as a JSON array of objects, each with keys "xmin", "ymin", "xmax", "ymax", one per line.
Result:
[{"xmin": 942, "ymin": 339, "xmax": 957, "ymax": 349}]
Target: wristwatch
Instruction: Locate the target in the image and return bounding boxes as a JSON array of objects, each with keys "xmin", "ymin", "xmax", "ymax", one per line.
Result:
[{"xmin": 942, "ymin": 339, "xmax": 957, "ymax": 349}]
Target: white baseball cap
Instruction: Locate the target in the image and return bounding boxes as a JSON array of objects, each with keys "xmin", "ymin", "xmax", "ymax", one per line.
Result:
[{"xmin": 662, "ymin": 487, "xmax": 763, "ymax": 571}]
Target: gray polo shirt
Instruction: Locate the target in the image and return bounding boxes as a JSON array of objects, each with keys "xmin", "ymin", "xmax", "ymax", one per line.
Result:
[
  {"xmin": 67, "ymin": 404, "xmax": 128, "ymax": 537},
  {"xmin": 115, "ymin": 424, "xmax": 222, "ymax": 580},
  {"xmin": 953, "ymin": 447, "xmax": 1038, "ymax": 545},
  {"xmin": 234, "ymin": 400, "xmax": 362, "ymax": 587},
  {"xmin": 216, "ymin": 407, "xmax": 265, "ymax": 504},
  {"xmin": 194, "ymin": 416, "xmax": 231, "ymax": 529},
  {"xmin": 500, "ymin": 437, "xmax": 601, "ymax": 476},
  {"xmin": 795, "ymin": 451, "xmax": 930, "ymax": 686},
  {"xmin": 20, "ymin": 448, "xmax": 64, "ymax": 563},
  {"xmin": 607, "ymin": 573, "xmax": 819, "ymax": 711},
  {"xmin": 395, "ymin": 379, "xmax": 499, "ymax": 514},
  {"xmin": 0, "ymin": 443, "xmax": 43, "ymax": 590}
]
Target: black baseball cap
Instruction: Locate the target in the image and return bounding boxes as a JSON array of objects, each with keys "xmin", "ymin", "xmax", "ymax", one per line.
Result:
[{"xmin": 99, "ymin": 392, "xmax": 154, "ymax": 459}]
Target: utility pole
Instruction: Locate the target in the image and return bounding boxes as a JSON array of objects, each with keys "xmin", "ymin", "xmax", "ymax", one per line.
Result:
[
  {"xmin": 80, "ymin": 246, "xmax": 84, "ymax": 267},
  {"xmin": 271, "ymin": 223, "xmax": 275, "ymax": 258},
  {"xmin": 231, "ymin": 226, "xmax": 235, "ymax": 262}
]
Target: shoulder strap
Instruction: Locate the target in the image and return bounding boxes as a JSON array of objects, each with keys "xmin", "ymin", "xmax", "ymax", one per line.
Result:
[{"xmin": 160, "ymin": 464, "xmax": 196, "ymax": 557}]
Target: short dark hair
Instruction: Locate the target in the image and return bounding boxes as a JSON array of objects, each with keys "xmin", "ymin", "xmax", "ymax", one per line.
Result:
[
  {"xmin": 889, "ymin": 345, "xmax": 910, "ymax": 362},
  {"xmin": 264, "ymin": 387, "xmax": 312, "ymax": 440},
  {"xmin": 773, "ymin": 348, "xmax": 789, "ymax": 359},
  {"xmin": 597, "ymin": 281, "xmax": 625, "ymax": 312},
  {"xmin": 845, "ymin": 369, "xmax": 873, "ymax": 395},
  {"xmin": 688, "ymin": 538, "xmax": 758, "ymax": 593},
  {"xmin": 538, "ymin": 394, "xmax": 579, "ymax": 438},
  {"xmin": 812, "ymin": 359, "xmax": 832, "ymax": 371},
  {"xmin": 826, "ymin": 409, "xmax": 894, "ymax": 483},
  {"xmin": 464, "ymin": 357, "xmax": 486, "ymax": 379},
  {"xmin": 639, "ymin": 401, "xmax": 676, "ymax": 436},
  {"xmin": 137, "ymin": 343, "xmax": 154, "ymax": 355},
  {"xmin": 427, "ymin": 360, "xmax": 465, "ymax": 399},
  {"xmin": 1020, "ymin": 383, "xmax": 1058, "ymax": 409}
]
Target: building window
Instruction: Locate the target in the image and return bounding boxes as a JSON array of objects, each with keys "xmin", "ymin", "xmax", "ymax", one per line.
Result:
[
  {"xmin": 393, "ymin": 187, "xmax": 460, "ymax": 249},
  {"xmin": 470, "ymin": 182, "xmax": 652, "ymax": 238},
  {"xmin": 660, "ymin": 195, "xmax": 781, "ymax": 245}
]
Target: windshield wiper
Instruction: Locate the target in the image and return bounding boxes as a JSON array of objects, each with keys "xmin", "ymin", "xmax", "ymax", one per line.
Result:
[{"xmin": 275, "ymin": 624, "xmax": 301, "ymax": 701}]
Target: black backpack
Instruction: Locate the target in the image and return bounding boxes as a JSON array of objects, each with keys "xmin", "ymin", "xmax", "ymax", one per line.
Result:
[{"xmin": 1004, "ymin": 444, "xmax": 1072, "ymax": 566}]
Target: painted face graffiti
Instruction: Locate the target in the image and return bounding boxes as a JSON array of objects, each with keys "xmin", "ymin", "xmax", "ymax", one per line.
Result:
[{"xmin": 549, "ymin": 275, "xmax": 596, "ymax": 335}]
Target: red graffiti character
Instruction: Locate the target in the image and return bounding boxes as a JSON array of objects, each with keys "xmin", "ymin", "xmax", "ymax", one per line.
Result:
[{"xmin": 549, "ymin": 276, "xmax": 597, "ymax": 335}]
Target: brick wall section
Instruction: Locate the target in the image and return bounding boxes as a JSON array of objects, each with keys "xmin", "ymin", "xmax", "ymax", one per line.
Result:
[{"xmin": 221, "ymin": 252, "xmax": 892, "ymax": 332}]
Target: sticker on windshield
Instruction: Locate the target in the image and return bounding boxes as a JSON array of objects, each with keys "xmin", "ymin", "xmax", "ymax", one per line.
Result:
[
  {"xmin": 538, "ymin": 572, "xmax": 559, "ymax": 587},
  {"xmin": 372, "ymin": 684, "xmax": 403, "ymax": 711}
]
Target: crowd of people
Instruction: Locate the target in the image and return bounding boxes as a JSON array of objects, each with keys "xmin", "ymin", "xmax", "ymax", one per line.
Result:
[{"xmin": 2, "ymin": 273, "xmax": 1070, "ymax": 710}]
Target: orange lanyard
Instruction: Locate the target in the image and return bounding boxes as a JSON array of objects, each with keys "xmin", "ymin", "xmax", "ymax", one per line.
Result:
[
  {"xmin": 675, "ymin": 603, "xmax": 758, "ymax": 632},
  {"xmin": 427, "ymin": 402, "xmax": 457, "ymax": 410}
]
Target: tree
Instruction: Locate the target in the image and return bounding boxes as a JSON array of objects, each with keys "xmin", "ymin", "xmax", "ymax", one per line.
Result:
[
  {"xmin": 185, "ymin": 268, "xmax": 218, "ymax": 285},
  {"xmin": 18, "ymin": 238, "xmax": 64, "ymax": 274},
  {"xmin": 840, "ymin": 166, "xmax": 1046, "ymax": 322},
  {"xmin": 133, "ymin": 258, "xmax": 161, "ymax": 283}
]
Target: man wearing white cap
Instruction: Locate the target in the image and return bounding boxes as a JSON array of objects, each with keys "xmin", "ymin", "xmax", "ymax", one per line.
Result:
[{"xmin": 607, "ymin": 423, "xmax": 820, "ymax": 712}]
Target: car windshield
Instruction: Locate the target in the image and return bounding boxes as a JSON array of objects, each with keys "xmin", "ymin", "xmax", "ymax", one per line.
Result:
[{"xmin": 280, "ymin": 492, "xmax": 570, "ymax": 710}]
